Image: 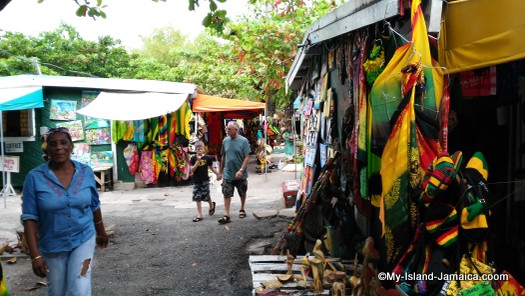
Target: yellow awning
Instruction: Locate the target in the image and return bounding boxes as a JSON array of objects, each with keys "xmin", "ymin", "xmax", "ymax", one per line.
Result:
[{"xmin": 439, "ymin": 0, "xmax": 525, "ymax": 73}]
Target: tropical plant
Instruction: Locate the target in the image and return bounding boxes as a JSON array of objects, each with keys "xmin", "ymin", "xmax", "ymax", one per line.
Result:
[
  {"xmin": 222, "ymin": 0, "xmax": 341, "ymax": 108},
  {"xmin": 0, "ymin": 23, "xmax": 134, "ymax": 77}
]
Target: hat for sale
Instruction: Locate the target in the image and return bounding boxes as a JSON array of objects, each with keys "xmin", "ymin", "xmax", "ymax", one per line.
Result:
[
  {"xmin": 425, "ymin": 202, "xmax": 459, "ymax": 248},
  {"xmin": 460, "ymin": 152, "xmax": 490, "ymax": 243},
  {"xmin": 420, "ymin": 151, "xmax": 463, "ymax": 205}
]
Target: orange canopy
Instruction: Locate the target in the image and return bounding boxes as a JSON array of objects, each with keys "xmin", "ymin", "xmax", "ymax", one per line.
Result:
[{"xmin": 191, "ymin": 94, "xmax": 266, "ymax": 113}]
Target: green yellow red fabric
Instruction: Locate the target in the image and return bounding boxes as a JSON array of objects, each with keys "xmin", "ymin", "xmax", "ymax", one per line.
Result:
[
  {"xmin": 0, "ymin": 262, "xmax": 8, "ymax": 296},
  {"xmin": 370, "ymin": 0, "xmax": 446, "ymax": 265},
  {"xmin": 158, "ymin": 115, "xmax": 168, "ymax": 147},
  {"xmin": 419, "ymin": 151, "xmax": 462, "ymax": 204}
]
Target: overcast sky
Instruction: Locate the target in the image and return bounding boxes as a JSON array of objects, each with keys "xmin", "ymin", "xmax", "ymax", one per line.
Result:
[{"xmin": 0, "ymin": 0, "xmax": 249, "ymax": 49}]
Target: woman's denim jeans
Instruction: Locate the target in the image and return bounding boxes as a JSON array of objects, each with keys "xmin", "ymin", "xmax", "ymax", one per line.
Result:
[{"xmin": 43, "ymin": 235, "xmax": 96, "ymax": 296}]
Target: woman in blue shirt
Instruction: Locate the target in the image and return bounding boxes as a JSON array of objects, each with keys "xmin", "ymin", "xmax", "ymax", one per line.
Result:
[{"xmin": 21, "ymin": 127, "xmax": 109, "ymax": 296}]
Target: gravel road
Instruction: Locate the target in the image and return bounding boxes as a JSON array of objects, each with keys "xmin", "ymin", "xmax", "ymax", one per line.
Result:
[{"xmin": 2, "ymin": 159, "xmax": 298, "ymax": 296}]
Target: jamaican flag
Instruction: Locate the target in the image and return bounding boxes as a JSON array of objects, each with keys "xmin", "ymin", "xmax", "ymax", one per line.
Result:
[{"xmin": 369, "ymin": 0, "xmax": 447, "ymax": 264}]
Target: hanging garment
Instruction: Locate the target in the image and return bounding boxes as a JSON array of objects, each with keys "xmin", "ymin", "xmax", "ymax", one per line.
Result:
[
  {"xmin": 122, "ymin": 121, "xmax": 135, "ymax": 141},
  {"xmin": 168, "ymin": 148, "xmax": 176, "ymax": 177},
  {"xmin": 133, "ymin": 120, "xmax": 145, "ymax": 143},
  {"xmin": 0, "ymin": 261, "xmax": 8, "ymax": 296},
  {"xmin": 153, "ymin": 149, "xmax": 163, "ymax": 184},
  {"xmin": 460, "ymin": 66, "xmax": 497, "ymax": 97},
  {"xmin": 158, "ymin": 115, "xmax": 169, "ymax": 147},
  {"xmin": 144, "ymin": 119, "xmax": 152, "ymax": 143},
  {"xmin": 139, "ymin": 150, "xmax": 155, "ymax": 184},
  {"xmin": 369, "ymin": 0, "xmax": 447, "ymax": 266},
  {"xmin": 172, "ymin": 145, "xmax": 187, "ymax": 181},
  {"xmin": 149, "ymin": 117, "xmax": 159, "ymax": 144},
  {"xmin": 111, "ymin": 120, "xmax": 128, "ymax": 143},
  {"xmin": 174, "ymin": 102, "xmax": 192, "ymax": 139},
  {"xmin": 168, "ymin": 113, "xmax": 177, "ymax": 146},
  {"xmin": 181, "ymin": 147, "xmax": 190, "ymax": 180},
  {"xmin": 352, "ymin": 33, "xmax": 372, "ymax": 216},
  {"xmin": 207, "ymin": 112, "xmax": 223, "ymax": 155},
  {"xmin": 123, "ymin": 143, "xmax": 139, "ymax": 175}
]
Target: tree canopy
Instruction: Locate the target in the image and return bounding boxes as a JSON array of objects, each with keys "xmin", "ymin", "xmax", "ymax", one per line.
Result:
[{"xmin": 0, "ymin": 0, "xmax": 341, "ymax": 110}]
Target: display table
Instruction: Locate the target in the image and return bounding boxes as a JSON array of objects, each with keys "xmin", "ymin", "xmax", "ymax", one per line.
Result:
[{"xmin": 92, "ymin": 165, "xmax": 113, "ymax": 192}]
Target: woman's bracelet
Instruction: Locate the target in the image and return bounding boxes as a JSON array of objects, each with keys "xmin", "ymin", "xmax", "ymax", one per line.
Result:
[
  {"xmin": 94, "ymin": 220, "xmax": 103, "ymax": 225},
  {"xmin": 32, "ymin": 255, "xmax": 43, "ymax": 262}
]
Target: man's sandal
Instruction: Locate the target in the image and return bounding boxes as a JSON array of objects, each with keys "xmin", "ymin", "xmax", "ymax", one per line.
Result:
[
  {"xmin": 218, "ymin": 216, "xmax": 231, "ymax": 224},
  {"xmin": 239, "ymin": 210, "xmax": 247, "ymax": 219},
  {"xmin": 209, "ymin": 202, "xmax": 216, "ymax": 216},
  {"xmin": 193, "ymin": 217, "xmax": 203, "ymax": 222}
]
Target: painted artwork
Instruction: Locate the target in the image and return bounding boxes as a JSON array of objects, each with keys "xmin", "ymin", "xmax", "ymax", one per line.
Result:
[
  {"xmin": 307, "ymin": 110, "xmax": 321, "ymax": 132},
  {"xmin": 57, "ymin": 120, "xmax": 84, "ymax": 141},
  {"xmin": 304, "ymin": 145, "xmax": 317, "ymax": 167},
  {"xmin": 304, "ymin": 98, "xmax": 313, "ymax": 116},
  {"xmin": 71, "ymin": 143, "xmax": 91, "ymax": 164},
  {"xmin": 320, "ymin": 73, "xmax": 329, "ymax": 102},
  {"xmin": 91, "ymin": 151, "xmax": 114, "ymax": 166},
  {"xmin": 323, "ymin": 88, "xmax": 332, "ymax": 116},
  {"xmin": 328, "ymin": 49, "xmax": 335, "ymax": 71},
  {"xmin": 81, "ymin": 90, "xmax": 101, "ymax": 125},
  {"xmin": 300, "ymin": 166, "xmax": 312, "ymax": 195},
  {"xmin": 50, "ymin": 100, "xmax": 77, "ymax": 120},
  {"xmin": 319, "ymin": 143, "xmax": 327, "ymax": 168},
  {"xmin": 85, "ymin": 128, "xmax": 111, "ymax": 145}
]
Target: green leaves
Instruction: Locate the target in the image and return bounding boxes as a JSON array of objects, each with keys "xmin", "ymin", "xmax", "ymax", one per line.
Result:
[
  {"xmin": 209, "ymin": 0, "xmax": 218, "ymax": 11},
  {"xmin": 221, "ymin": 0, "xmax": 341, "ymax": 107},
  {"xmin": 188, "ymin": 0, "xmax": 196, "ymax": 11},
  {"xmin": 70, "ymin": 0, "xmax": 106, "ymax": 19},
  {"xmin": 202, "ymin": 14, "xmax": 212, "ymax": 26},
  {"xmin": 76, "ymin": 6, "xmax": 88, "ymax": 17}
]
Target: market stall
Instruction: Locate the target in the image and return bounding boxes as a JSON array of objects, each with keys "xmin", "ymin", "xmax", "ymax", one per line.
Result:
[
  {"xmin": 190, "ymin": 94, "xmax": 266, "ymax": 160},
  {"xmin": 273, "ymin": 0, "xmax": 525, "ymax": 294}
]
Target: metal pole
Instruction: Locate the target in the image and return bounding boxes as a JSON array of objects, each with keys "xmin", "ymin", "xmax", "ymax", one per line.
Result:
[
  {"xmin": 292, "ymin": 111, "xmax": 297, "ymax": 179},
  {"xmin": 194, "ymin": 113, "xmax": 199, "ymax": 142},
  {"xmin": 1, "ymin": 111, "xmax": 6, "ymax": 208}
]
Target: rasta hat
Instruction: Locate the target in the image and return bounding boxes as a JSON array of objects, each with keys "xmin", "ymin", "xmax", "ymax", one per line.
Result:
[
  {"xmin": 425, "ymin": 202, "xmax": 459, "ymax": 248},
  {"xmin": 460, "ymin": 152, "xmax": 490, "ymax": 244},
  {"xmin": 420, "ymin": 151, "xmax": 463, "ymax": 205}
]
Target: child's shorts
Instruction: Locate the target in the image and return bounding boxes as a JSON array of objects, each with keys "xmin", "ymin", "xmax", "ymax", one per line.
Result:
[{"xmin": 192, "ymin": 181, "xmax": 211, "ymax": 202}]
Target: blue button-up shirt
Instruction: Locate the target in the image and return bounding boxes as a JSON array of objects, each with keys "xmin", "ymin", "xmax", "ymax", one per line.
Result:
[{"xmin": 21, "ymin": 160, "xmax": 100, "ymax": 253}]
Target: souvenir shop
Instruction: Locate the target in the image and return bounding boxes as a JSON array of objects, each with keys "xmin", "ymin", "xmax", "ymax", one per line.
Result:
[
  {"xmin": 277, "ymin": 0, "xmax": 525, "ymax": 294},
  {"xmin": 85, "ymin": 94, "xmax": 266, "ymax": 187},
  {"xmin": 0, "ymin": 75, "xmax": 201, "ymax": 189}
]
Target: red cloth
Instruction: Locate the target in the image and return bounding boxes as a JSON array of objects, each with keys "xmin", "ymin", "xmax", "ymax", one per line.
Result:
[
  {"xmin": 460, "ymin": 66, "xmax": 497, "ymax": 97},
  {"xmin": 206, "ymin": 112, "xmax": 223, "ymax": 155}
]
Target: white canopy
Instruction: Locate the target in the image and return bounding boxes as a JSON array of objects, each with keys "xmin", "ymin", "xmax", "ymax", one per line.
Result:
[{"xmin": 76, "ymin": 91, "xmax": 189, "ymax": 120}]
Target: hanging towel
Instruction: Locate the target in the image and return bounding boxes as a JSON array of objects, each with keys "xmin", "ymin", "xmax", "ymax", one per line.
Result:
[{"xmin": 133, "ymin": 120, "xmax": 145, "ymax": 142}]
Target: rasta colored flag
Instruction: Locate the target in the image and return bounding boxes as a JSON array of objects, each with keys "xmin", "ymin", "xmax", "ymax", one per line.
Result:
[{"xmin": 369, "ymin": 0, "xmax": 448, "ymax": 264}]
